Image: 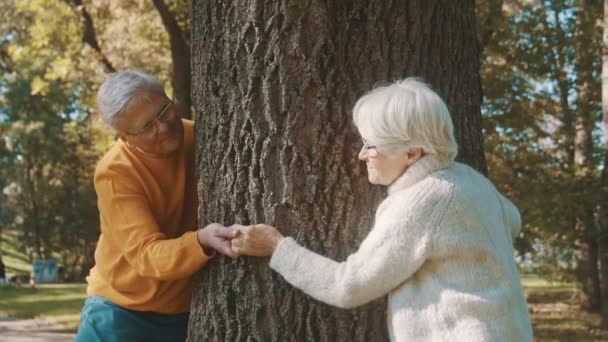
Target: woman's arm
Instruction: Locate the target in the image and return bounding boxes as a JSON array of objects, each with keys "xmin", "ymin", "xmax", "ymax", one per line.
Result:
[
  {"xmin": 497, "ymin": 193, "xmax": 522, "ymax": 239},
  {"xmin": 232, "ymin": 190, "xmax": 447, "ymax": 309}
]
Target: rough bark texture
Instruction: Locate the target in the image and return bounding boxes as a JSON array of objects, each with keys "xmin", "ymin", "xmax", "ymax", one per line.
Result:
[
  {"xmin": 152, "ymin": 0, "xmax": 192, "ymax": 119},
  {"xmin": 574, "ymin": 0, "xmax": 601, "ymax": 313},
  {"xmin": 189, "ymin": 1, "xmax": 485, "ymax": 341}
]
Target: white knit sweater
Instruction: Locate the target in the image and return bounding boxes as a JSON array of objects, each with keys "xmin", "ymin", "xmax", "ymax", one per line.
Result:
[{"xmin": 269, "ymin": 155, "xmax": 533, "ymax": 341}]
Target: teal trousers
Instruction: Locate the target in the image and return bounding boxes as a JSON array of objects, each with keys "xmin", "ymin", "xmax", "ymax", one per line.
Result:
[{"xmin": 75, "ymin": 296, "xmax": 189, "ymax": 342}]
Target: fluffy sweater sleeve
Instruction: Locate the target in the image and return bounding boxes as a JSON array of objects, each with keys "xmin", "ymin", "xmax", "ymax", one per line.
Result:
[
  {"xmin": 269, "ymin": 181, "xmax": 453, "ymax": 309},
  {"xmin": 497, "ymin": 193, "xmax": 522, "ymax": 239}
]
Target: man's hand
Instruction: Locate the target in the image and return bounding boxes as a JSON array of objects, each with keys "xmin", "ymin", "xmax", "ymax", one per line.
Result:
[
  {"xmin": 230, "ymin": 224, "xmax": 284, "ymax": 257},
  {"xmin": 197, "ymin": 223, "xmax": 239, "ymax": 259}
]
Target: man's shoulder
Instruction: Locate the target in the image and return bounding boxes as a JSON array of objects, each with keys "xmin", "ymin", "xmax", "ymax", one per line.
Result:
[
  {"xmin": 182, "ymin": 119, "xmax": 194, "ymax": 130},
  {"xmin": 94, "ymin": 141, "xmax": 135, "ymax": 181},
  {"xmin": 182, "ymin": 119, "xmax": 194, "ymax": 145},
  {"xmin": 180, "ymin": 119, "xmax": 196, "ymax": 163}
]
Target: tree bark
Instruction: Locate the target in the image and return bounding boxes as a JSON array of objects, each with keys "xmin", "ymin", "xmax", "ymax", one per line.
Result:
[
  {"xmin": 574, "ymin": 0, "xmax": 601, "ymax": 313},
  {"xmin": 152, "ymin": 0, "xmax": 192, "ymax": 119},
  {"xmin": 189, "ymin": 1, "xmax": 485, "ymax": 340}
]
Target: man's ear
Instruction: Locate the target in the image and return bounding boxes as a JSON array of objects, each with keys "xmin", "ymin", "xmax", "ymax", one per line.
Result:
[
  {"xmin": 115, "ymin": 132, "xmax": 126, "ymax": 142},
  {"xmin": 113, "ymin": 123, "xmax": 127, "ymax": 142}
]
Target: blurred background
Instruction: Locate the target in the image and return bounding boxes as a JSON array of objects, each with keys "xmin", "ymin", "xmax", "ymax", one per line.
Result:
[{"xmin": 0, "ymin": 0, "xmax": 606, "ymax": 340}]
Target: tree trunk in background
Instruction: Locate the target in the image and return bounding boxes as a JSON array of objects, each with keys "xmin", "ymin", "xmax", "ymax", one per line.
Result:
[
  {"xmin": 189, "ymin": 1, "xmax": 485, "ymax": 340},
  {"xmin": 574, "ymin": 0, "xmax": 601, "ymax": 313},
  {"xmin": 477, "ymin": 0, "xmax": 505, "ymax": 53},
  {"xmin": 152, "ymin": 0, "xmax": 192, "ymax": 119},
  {"xmin": 600, "ymin": 0, "xmax": 608, "ymax": 326}
]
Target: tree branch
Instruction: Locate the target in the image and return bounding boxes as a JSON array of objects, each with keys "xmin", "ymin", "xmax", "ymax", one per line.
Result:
[
  {"xmin": 64, "ymin": 0, "xmax": 115, "ymax": 73},
  {"xmin": 478, "ymin": 0, "xmax": 504, "ymax": 50},
  {"xmin": 152, "ymin": 0, "xmax": 192, "ymax": 119}
]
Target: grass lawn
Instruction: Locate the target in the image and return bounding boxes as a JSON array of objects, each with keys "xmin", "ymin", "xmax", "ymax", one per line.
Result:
[
  {"xmin": 1, "ymin": 228, "xmax": 607, "ymax": 339},
  {"xmin": 0, "ymin": 283, "xmax": 87, "ymax": 331},
  {"xmin": 1, "ymin": 229, "xmax": 32, "ymax": 278},
  {"xmin": 0, "ymin": 228, "xmax": 87, "ymax": 331},
  {"xmin": 0, "ymin": 275, "xmax": 605, "ymax": 339},
  {"xmin": 522, "ymin": 274, "xmax": 608, "ymax": 341}
]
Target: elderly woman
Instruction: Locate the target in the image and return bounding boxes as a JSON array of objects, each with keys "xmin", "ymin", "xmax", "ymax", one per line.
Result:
[
  {"xmin": 231, "ymin": 79, "xmax": 534, "ymax": 341},
  {"xmin": 75, "ymin": 70, "xmax": 237, "ymax": 342}
]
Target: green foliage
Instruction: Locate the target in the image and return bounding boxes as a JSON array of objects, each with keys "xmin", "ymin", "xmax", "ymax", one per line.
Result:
[
  {"xmin": 480, "ymin": 0, "xmax": 603, "ymax": 278},
  {"xmin": 0, "ymin": 76, "xmax": 102, "ymax": 280},
  {"xmin": 0, "ymin": 0, "xmax": 188, "ymax": 281}
]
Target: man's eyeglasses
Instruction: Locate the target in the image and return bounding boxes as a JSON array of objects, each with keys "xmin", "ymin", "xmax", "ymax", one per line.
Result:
[{"xmin": 127, "ymin": 99, "xmax": 174, "ymax": 136}]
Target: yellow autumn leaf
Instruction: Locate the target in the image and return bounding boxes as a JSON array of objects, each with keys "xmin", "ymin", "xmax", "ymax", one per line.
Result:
[{"xmin": 30, "ymin": 76, "xmax": 49, "ymax": 96}]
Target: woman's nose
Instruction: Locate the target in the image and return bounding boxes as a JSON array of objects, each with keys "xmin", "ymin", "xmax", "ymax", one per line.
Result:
[{"xmin": 358, "ymin": 146, "xmax": 367, "ymax": 161}]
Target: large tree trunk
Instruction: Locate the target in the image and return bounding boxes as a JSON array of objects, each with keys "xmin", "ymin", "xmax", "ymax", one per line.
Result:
[
  {"xmin": 574, "ymin": 0, "xmax": 601, "ymax": 313},
  {"xmin": 189, "ymin": 1, "xmax": 485, "ymax": 340}
]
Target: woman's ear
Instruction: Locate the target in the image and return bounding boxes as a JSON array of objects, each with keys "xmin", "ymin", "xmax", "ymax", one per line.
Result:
[{"xmin": 406, "ymin": 147, "xmax": 424, "ymax": 166}]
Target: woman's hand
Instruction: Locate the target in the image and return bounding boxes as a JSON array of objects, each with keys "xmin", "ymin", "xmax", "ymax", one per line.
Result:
[
  {"xmin": 197, "ymin": 223, "xmax": 239, "ymax": 259},
  {"xmin": 231, "ymin": 224, "xmax": 284, "ymax": 256}
]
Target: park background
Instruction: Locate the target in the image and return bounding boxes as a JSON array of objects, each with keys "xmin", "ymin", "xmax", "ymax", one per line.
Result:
[{"xmin": 0, "ymin": 0, "xmax": 607, "ymax": 341}]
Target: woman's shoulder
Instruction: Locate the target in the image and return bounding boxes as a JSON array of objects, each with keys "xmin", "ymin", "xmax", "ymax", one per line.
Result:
[
  {"xmin": 435, "ymin": 162, "xmax": 500, "ymax": 201},
  {"xmin": 379, "ymin": 173, "xmax": 456, "ymax": 222}
]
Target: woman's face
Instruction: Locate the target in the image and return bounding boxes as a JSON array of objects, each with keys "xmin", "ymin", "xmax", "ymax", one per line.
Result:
[{"xmin": 358, "ymin": 140, "xmax": 423, "ymax": 186}]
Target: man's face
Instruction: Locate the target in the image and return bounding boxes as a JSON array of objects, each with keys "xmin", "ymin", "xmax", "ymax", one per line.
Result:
[{"xmin": 116, "ymin": 88, "xmax": 184, "ymax": 158}]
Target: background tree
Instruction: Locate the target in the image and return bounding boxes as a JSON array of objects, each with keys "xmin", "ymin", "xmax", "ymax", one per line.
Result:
[
  {"xmin": 152, "ymin": 0, "xmax": 192, "ymax": 119},
  {"xmin": 0, "ymin": 0, "xmax": 190, "ymax": 280},
  {"xmin": 479, "ymin": 0, "xmax": 604, "ymax": 311},
  {"xmin": 189, "ymin": 1, "xmax": 485, "ymax": 340},
  {"xmin": 573, "ymin": 0, "xmax": 601, "ymax": 312},
  {"xmin": 600, "ymin": 0, "xmax": 608, "ymax": 326}
]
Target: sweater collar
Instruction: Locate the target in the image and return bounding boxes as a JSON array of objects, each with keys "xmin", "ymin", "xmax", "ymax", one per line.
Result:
[{"xmin": 388, "ymin": 155, "xmax": 453, "ymax": 195}]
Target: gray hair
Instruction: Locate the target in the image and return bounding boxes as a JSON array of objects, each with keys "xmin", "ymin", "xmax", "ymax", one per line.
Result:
[
  {"xmin": 353, "ymin": 78, "xmax": 458, "ymax": 161},
  {"xmin": 97, "ymin": 70, "xmax": 164, "ymax": 129}
]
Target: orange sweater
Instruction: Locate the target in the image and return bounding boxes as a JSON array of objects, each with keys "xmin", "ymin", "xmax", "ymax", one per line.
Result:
[{"xmin": 87, "ymin": 119, "xmax": 210, "ymax": 313}]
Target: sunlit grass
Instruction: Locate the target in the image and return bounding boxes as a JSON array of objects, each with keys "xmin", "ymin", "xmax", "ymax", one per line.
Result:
[
  {"xmin": 0, "ymin": 283, "xmax": 86, "ymax": 331},
  {"xmin": 1, "ymin": 229, "xmax": 32, "ymax": 277},
  {"xmin": 0, "ymin": 229, "xmax": 85, "ymax": 331},
  {"xmin": 0, "ymin": 239, "xmax": 605, "ymax": 339},
  {"xmin": 521, "ymin": 274, "xmax": 573, "ymax": 289},
  {"xmin": 522, "ymin": 274, "xmax": 608, "ymax": 341}
]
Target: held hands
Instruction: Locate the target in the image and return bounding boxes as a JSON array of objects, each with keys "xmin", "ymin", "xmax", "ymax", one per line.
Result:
[
  {"xmin": 230, "ymin": 224, "xmax": 284, "ymax": 257},
  {"xmin": 197, "ymin": 223, "xmax": 239, "ymax": 259},
  {"xmin": 197, "ymin": 223, "xmax": 284, "ymax": 259}
]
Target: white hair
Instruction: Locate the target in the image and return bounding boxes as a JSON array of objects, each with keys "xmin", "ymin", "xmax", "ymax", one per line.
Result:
[
  {"xmin": 97, "ymin": 69, "xmax": 164, "ymax": 128},
  {"xmin": 353, "ymin": 78, "xmax": 458, "ymax": 161}
]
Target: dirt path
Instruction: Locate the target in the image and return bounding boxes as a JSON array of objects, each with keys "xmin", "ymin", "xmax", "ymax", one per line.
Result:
[{"xmin": 0, "ymin": 315, "xmax": 75, "ymax": 342}]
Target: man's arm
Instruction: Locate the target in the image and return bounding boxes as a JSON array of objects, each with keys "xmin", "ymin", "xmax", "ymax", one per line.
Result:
[{"xmin": 96, "ymin": 172, "xmax": 236, "ymax": 280}]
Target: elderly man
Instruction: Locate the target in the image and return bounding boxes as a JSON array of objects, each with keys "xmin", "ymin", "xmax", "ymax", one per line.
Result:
[{"xmin": 75, "ymin": 70, "xmax": 237, "ymax": 342}]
